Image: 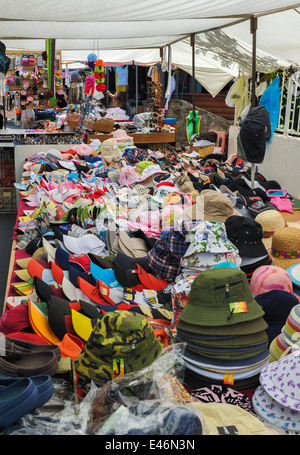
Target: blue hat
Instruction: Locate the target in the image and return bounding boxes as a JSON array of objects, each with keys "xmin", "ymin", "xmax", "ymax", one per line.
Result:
[
  {"xmin": 90, "ymin": 262, "xmax": 121, "ymax": 288},
  {"xmin": 255, "ymin": 289, "xmax": 298, "ymax": 344},
  {"xmin": 212, "ymin": 261, "xmax": 238, "ymax": 270}
]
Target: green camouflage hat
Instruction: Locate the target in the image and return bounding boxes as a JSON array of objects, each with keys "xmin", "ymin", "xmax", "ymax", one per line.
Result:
[{"xmin": 75, "ymin": 310, "xmax": 164, "ymax": 384}]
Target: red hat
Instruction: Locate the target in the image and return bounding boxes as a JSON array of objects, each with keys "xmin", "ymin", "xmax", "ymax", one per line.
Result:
[
  {"xmin": 0, "ymin": 305, "xmax": 31, "ymax": 334},
  {"xmin": 136, "ymin": 264, "xmax": 169, "ymax": 291},
  {"xmin": 77, "ymin": 277, "xmax": 107, "ymax": 305}
]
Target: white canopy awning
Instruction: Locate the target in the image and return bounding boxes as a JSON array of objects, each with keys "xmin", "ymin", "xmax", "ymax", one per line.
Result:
[{"xmin": 1, "ymin": 1, "xmax": 300, "ymax": 96}]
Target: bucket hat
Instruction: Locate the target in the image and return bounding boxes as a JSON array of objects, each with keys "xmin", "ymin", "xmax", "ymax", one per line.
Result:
[
  {"xmin": 101, "ymin": 139, "xmax": 122, "ymax": 163},
  {"xmin": 138, "ymin": 165, "xmax": 168, "ymax": 182},
  {"xmin": 270, "ymin": 227, "xmax": 300, "ymax": 269},
  {"xmin": 255, "ymin": 209, "xmax": 287, "ymax": 250},
  {"xmin": 280, "ymin": 303, "xmax": 300, "ymax": 347},
  {"xmin": 225, "ymin": 216, "xmax": 268, "ymax": 259},
  {"xmin": 178, "ymin": 268, "xmax": 265, "ymax": 326},
  {"xmin": 259, "ymin": 350, "xmax": 300, "ymax": 410},
  {"xmin": 269, "ymin": 333, "xmax": 290, "ymax": 362},
  {"xmin": 255, "ymin": 290, "xmax": 299, "ymax": 344},
  {"xmin": 253, "ymin": 385, "xmax": 300, "ymax": 434},
  {"xmin": 250, "ymin": 265, "xmax": 300, "ymax": 300},
  {"xmin": 184, "ymin": 190, "xmax": 234, "ymax": 223},
  {"xmin": 75, "ymin": 310, "xmax": 164, "ymax": 384}
]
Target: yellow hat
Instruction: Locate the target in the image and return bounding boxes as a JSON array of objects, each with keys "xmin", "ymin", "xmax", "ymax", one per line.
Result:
[{"xmin": 270, "ymin": 227, "xmax": 300, "ymax": 270}]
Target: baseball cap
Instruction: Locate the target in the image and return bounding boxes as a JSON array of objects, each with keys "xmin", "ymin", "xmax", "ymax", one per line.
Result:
[
  {"xmin": 225, "ymin": 216, "xmax": 268, "ymax": 258},
  {"xmin": 55, "ymin": 245, "xmax": 91, "ymax": 272},
  {"xmin": 63, "ymin": 233, "xmax": 107, "ymax": 256},
  {"xmin": 136, "ymin": 264, "xmax": 170, "ymax": 291}
]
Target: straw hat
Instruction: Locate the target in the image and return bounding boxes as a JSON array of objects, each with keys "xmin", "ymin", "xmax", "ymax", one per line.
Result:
[
  {"xmin": 270, "ymin": 227, "xmax": 300, "ymax": 269},
  {"xmin": 255, "ymin": 210, "xmax": 286, "ymax": 250}
]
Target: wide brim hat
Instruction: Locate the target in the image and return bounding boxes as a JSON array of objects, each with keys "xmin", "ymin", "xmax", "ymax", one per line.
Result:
[
  {"xmin": 253, "ymin": 385, "xmax": 300, "ymax": 434},
  {"xmin": 184, "ymin": 190, "xmax": 234, "ymax": 223},
  {"xmin": 259, "ymin": 350, "xmax": 300, "ymax": 410},
  {"xmin": 178, "ymin": 268, "xmax": 265, "ymax": 327},
  {"xmin": 255, "ymin": 209, "xmax": 286, "ymax": 250},
  {"xmin": 118, "ymin": 231, "xmax": 148, "ymax": 258},
  {"xmin": 270, "ymin": 227, "xmax": 300, "ymax": 269},
  {"xmin": 280, "ymin": 303, "xmax": 300, "ymax": 346}
]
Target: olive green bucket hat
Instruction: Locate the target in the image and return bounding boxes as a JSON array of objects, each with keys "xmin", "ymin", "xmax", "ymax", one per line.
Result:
[
  {"xmin": 75, "ymin": 310, "xmax": 164, "ymax": 385},
  {"xmin": 178, "ymin": 268, "xmax": 265, "ymax": 327}
]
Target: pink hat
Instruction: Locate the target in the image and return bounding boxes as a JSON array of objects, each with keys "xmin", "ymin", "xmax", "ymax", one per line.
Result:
[
  {"xmin": 119, "ymin": 166, "xmax": 142, "ymax": 186},
  {"xmin": 113, "ymin": 129, "xmax": 133, "ymax": 142},
  {"xmin": 250, "ymin": 265, "xmax": 300, "ymax": 300}
]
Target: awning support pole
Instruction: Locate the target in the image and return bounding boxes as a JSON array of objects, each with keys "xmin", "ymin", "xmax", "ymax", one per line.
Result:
[
  {"xmin": 250, "ymin": 17, "xmax": 258, "ymax": 190},
  {"xmin": 190, "ymin": 33, "xmax": 196, "ymax": 135}
]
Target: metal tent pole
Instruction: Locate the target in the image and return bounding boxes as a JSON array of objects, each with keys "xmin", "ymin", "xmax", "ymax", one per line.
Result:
[
  {"xmin": 250, "ymin": 17, "xmax": 258, "ymax": 190},
  {"xmin": 190, "ymin": 34, "xmax": 196, "ymax": 135}
]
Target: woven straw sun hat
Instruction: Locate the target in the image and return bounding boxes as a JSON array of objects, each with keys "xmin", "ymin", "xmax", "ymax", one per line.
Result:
[
  {"xmin": 270, "ymin": 227, "xmax": 300, "ymax": 270},
  {"xmin": 255, "ymin": 210, "xmax": 286, "ymax": 250}
]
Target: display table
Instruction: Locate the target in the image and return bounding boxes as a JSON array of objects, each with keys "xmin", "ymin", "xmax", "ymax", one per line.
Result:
[{"xmin": 87, "ymin": 131, "xmax": 176, "ymax": 145}]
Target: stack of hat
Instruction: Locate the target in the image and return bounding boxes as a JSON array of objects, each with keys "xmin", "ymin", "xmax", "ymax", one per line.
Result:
[
  {"xmin": 225, "ymin": 215, "xmax": 272, "ymax": 281},
  {"xmin": 180, "ymin": 221, "xmax": 241, "ymax": 276},
  {"xmin": 252, "ymin": 350, "xmax": 300, "ymax": 434},
  {"xmin": 270, "ymin": 227, "xmax": 300, "ymax": 270},
  {"xmin": 174, "ymin": 268, "xmax": 270, "ymax": 390},
  {"xmin": 269, "ymin": 303, "xmax": 300, "ymax": 362}
]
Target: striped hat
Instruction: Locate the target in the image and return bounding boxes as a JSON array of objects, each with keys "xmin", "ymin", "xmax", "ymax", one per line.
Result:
[
  {"xmin": 281, "ymin": 303, "xmax": 300, "ymax": 346},
  {"xmin": 269, "ymin": 334, "xmax": 290, "ymax": 362}
]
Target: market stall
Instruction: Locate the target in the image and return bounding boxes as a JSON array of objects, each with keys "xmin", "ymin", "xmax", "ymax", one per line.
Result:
[{"xmin": 0, "ymin": 0, "xmax": 300, "ymax": 438}]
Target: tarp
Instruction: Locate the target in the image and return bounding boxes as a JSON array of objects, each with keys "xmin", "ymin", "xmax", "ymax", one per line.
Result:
[{"xmin": 1, "ymin": 1, "xmax": 300, "ymax": 96}]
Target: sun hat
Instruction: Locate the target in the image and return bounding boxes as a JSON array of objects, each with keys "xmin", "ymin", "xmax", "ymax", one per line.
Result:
[
  {"xmin": 250, "ymin": 265, "xmax": 300, "ymax": 301},
  {"xmin": 225, "ymin": 216, "xmax": 268, "ymax": 259},
  {"xmin": 255, "ymin": 209, "xmax": 287, "ymax": 250},
  {"xmin": 255, "ymin": 290, "xmax": 299, "ymax": 344},
  {"xmin": 152, "ymin": 183, "xmax": 179, "ymax": 205},
  {"xmin": 100, "ymin": 139, "xmax": 122, "ymax": 163},
  {"xmin": 259, "ymin": 350, "xmax": 300, "ymax": 410},
  {"xmin": 270, "ymin": 227, "xmax": 300, "ymax": 270},
  {"xmin": 75, "ymin": 310, "xmax": 164, "ymax": 385},
  {"xmin": 184, "ymin": 190, "xmax": 234, "ymax": 223},
  {"xmin": 253, "ymin": 384, "xmax": 300, "ymax": 434},
  {"xmin": 178, "ymin": 268, "xmax": 265, "ymax": 327}
]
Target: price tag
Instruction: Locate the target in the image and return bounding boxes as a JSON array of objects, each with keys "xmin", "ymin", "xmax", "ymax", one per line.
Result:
[
  {"xmin": 113, "ymin": 359, "xmax": 124, "ymax": 379},
  {"xmin": 224, "ymin": 373, "xmax": 234, "ymax": 385},
  {"xmin": 229, "ymin": 301, "xmax": 248, "ymax": 314}
]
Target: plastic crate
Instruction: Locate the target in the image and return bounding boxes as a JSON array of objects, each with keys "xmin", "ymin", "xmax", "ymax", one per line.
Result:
[{"xmin": 0, "ymin": 187, "xmax": 17, "ymax": 213}]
